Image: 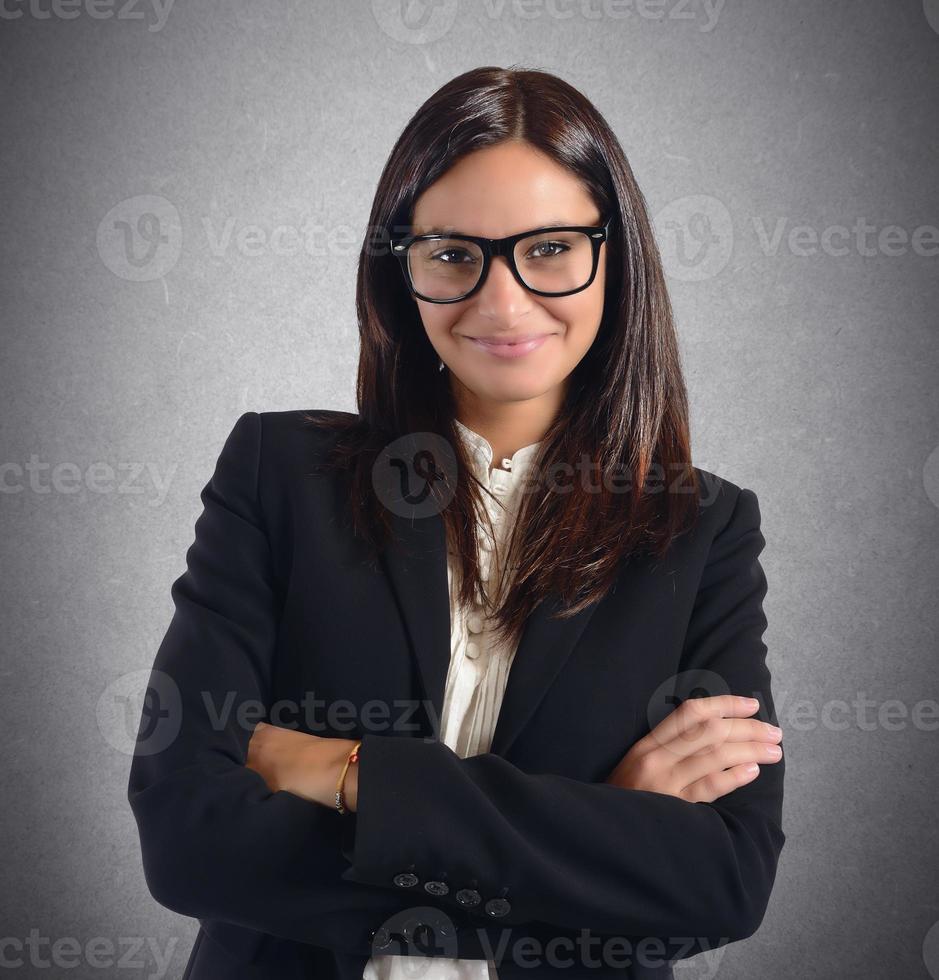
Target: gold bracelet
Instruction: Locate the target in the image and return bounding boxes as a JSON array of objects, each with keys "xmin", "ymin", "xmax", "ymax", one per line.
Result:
[{"xmin": 334, "ymin": 740, "xmax": 362, "ymax": 815}]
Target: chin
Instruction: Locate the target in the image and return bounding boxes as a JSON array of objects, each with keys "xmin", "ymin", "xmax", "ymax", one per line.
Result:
[{"xmin": 472, "ymin": 377, "xmax": 556, "ymax": 401}]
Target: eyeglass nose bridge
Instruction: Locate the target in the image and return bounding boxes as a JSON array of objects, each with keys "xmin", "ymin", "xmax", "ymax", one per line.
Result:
[
  {"xmin": 488, "ymin": 237, "xmax": 514, "ymax": 261},
  {"xmin": 483, "ymin": 239, "xmax": 520, "ymax": 290}
]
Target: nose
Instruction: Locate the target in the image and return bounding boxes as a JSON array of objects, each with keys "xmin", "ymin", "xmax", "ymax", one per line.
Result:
[{"xmin": 474, "ymin": 255, "xmax": 532, "ymax": 320}]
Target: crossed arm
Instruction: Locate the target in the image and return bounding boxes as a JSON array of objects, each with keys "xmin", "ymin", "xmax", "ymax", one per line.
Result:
[{"xmin": 127, "ymin": 411, "xmax": 785, "ymax": 961}]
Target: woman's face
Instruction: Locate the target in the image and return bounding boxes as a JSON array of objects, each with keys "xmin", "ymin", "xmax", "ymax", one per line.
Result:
[{"xmin": 408, "ymin": 140, "xmax": 607, "ymax": 410}]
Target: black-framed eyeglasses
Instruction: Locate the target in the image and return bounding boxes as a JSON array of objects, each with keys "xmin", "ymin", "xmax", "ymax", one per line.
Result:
[{"xmin": 390, "ymin": 217, "xmax": 611, "ymax": 304}]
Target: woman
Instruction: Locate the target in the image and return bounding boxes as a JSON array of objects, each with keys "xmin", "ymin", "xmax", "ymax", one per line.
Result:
[{"xmin": 128, "ymin": 66, "xmax": 785, "ymax": 980}]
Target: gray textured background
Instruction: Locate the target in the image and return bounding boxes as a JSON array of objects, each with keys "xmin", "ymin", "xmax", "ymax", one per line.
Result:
[{"xmin": 2, "ymin": 1, "xmax": 938, "ymax": 977}]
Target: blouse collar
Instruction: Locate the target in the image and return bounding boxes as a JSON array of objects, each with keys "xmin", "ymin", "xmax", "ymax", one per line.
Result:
[{"xmin": 453, "ymin": 418, "xmax": 542, "ymax": 484}]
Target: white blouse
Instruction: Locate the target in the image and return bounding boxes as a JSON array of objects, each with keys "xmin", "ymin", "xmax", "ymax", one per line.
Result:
[{"xmin": 362, "ymin": 418, "xmax": 542, "ymax": 980}]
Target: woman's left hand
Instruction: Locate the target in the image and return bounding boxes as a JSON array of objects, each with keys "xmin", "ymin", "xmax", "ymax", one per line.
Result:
[{"xmin": 245, "ymin": 722, "xmax": 359, "ymax": 811}]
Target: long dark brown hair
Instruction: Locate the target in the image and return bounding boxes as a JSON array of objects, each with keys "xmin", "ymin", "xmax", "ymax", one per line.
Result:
[{"xmin": 303, "ymin": 65, "xmax": 700, "ymax": 652}]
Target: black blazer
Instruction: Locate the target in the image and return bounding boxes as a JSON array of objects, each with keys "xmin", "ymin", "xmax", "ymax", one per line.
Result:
[{"xmin": 127, "ymin": 410, "xmax": 786, "ymax": 980}]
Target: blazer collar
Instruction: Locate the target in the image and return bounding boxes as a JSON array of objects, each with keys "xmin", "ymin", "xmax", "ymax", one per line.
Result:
[{"xmin": 378, "ymin": 498, "xmax": 600, "ymax": 758}]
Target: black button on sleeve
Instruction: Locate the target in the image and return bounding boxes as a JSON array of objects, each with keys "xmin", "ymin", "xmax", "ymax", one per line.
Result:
[
  {"xmin": 484, "ymin": 897, "xmax": 511, "ymax": 918},
  {"xmin": 456, "ymin": 888, "xmax": 481, "ymax": 907}
]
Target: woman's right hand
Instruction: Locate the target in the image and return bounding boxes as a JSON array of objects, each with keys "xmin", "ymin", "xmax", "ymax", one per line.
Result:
[{"xmin": 604, "ymin": 695, "xmax": 783, "ymax": 803}]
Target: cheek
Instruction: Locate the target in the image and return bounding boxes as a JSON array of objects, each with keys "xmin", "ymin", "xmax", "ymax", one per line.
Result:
[
  {"xmin": 418, "ymin": 306, "xmax": 462, "ymax": 343},
  {"xmin": 547, "ymin": 294, "xmax": 605, "ymax": 351}
]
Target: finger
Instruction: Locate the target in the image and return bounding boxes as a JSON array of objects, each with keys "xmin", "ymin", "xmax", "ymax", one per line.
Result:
[
  {"xmin": 682, "ymin": 718, "xmax": 782, "ymax": 757},
  {"xmin": 637, "ymin": 695, "xmax": 760, "ymax": 756},
  {"xmin": 676, "ymin": 738, "xmax": 783, "ymax": 788},
  {"xmin": 680, "ymin": 763, "xmax": 762, "ymax": 803}
]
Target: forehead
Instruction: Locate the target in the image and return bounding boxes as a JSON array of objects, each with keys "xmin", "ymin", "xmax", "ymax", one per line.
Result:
[{"xmin": 411, "ymin": 141, "xmax": 598, "ymax": 237}]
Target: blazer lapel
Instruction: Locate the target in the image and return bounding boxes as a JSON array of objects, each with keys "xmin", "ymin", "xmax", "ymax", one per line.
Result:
[
  {"xmin": 378, "ymin": 507, "xmax": 452, "ymax": 743},
  {"xmin": 379, "ymin": 507, "xmax": 601, "ymax": 758},
  {"xmin": 490, "ymin": 591, "xmax": 598, "ymax": 756}
]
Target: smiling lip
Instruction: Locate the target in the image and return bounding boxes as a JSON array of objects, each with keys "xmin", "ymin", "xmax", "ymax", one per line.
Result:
[{"xmin": 464, "ymin": 333, "xmax": 554, "ymax": 359}]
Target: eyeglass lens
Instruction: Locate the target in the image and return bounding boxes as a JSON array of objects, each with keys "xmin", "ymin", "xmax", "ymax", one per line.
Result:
[{"xmin": 406, "ymin": 230, "xmax": 596, "ymax": 300}]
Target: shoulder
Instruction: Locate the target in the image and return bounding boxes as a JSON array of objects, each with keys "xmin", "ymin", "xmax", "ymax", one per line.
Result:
[
  {"xmin": 221, "ymin": 408, "xmax": 358, "ymax": 458},
  {"xmin": 256, "ymin": 407, "xmax": 358, "ymax": 451},
  {"xmin": 688, "ymin": 465, "xmax": 765, "ymax": 569},
  {"xmin": 216, "ymin": 409, "xmax": 360, "ymax": 490},
  {"xmin": 210, "ymin": 410, "xmax": 363, "ymax": 530},
  {"xmin": 688, "ymin": 465, "xmax": 763, "ymax": 548}
]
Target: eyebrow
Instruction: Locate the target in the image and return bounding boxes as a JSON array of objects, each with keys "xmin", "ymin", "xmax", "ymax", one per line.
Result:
[{"xmin": 412, "ymin": 217, "xmax": 585, "ymax": 236}]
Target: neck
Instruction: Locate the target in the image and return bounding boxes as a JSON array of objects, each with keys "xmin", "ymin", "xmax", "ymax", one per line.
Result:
[{"xmin": 452, "ymin": 379, "xmax": 565, "ymax": 467}]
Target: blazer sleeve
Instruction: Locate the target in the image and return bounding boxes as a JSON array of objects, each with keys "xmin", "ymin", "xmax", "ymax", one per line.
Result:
[
  {"xmin": 126, "ymin": 411, "xmax": 460, "ymax": 955},
  {"xmin": 341, "ymin": 486, "xmax": 786, "ymax": 954}
]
